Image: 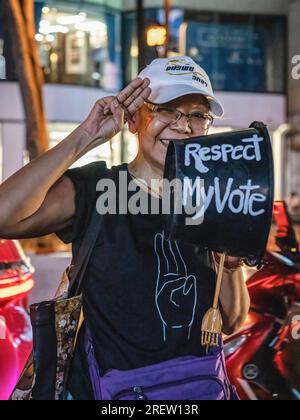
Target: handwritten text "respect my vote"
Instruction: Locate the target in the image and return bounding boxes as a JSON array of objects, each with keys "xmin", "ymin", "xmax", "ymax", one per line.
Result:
[{"xmin": 183, "ymin": 134, "xmax": 267, "ymax": 222}]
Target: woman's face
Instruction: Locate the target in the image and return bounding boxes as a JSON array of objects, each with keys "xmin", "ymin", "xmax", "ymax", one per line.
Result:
[{"xmin": 129, "ymin": 94, "xmax": 211, "ymax": 171}]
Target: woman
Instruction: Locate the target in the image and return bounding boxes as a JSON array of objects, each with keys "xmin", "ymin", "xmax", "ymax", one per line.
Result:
[{"xmin": 0, "ymin": 57, "xmax": 250, "ymax": 400}]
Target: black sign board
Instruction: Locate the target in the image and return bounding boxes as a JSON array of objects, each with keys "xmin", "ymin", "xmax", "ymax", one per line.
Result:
[{"xmin": 163, "ymin": 122, "xmax": 274, "ymax": 266}]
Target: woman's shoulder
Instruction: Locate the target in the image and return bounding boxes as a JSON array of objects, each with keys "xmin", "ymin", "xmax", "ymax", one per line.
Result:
[
  {"xmin": 66, "ymin": 161, "xmax": 128, "ymax": 181},
  {"xmin": 66, "ymin": 160, "xmax": 108, "ymax": 180},
  {"xmin": 56, "ymin": 161, "xmax": 115, "ymax": 244},
  {"xmin": 63, "ymin": 162, "xmax": 116, "ymax": 192}
]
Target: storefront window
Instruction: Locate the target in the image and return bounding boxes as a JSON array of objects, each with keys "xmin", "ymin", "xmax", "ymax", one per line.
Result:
[
  {"xmin": 182, "ymin": 12, "xmax": 286, "ymax": 93},
  {"xmin": 34, "ymin": 1, "xmax": 121, "ymax": 90},
  {"xmin": 123, "ymin": 9, "xmax": 286, "ymax": 94},
  {"xmin": 123, "ymin": 8, "xmax": 184, "ymax": 84},
  {"xmin": 47, "ymin": 122, "xmax": 122, "ymax": 168}
]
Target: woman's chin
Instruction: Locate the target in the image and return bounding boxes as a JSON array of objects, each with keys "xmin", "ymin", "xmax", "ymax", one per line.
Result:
[{"xmin": 150, "ymin": 155, "xmax": 165, "ymax": 172}]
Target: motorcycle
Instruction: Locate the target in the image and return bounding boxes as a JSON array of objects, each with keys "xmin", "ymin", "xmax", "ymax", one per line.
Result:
[
  {"xmin": 0, "ymin": 240, "xmax": 34, "ymax": 400},
  {"xmin": 225, "ymin": 201, "xmax": 300, "ymax": 400}
]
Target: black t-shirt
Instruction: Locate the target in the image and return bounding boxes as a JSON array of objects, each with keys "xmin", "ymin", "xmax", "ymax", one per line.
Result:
[{"xmin": 56, "ymin": 161, "xmax": 216, "ymax": 400}]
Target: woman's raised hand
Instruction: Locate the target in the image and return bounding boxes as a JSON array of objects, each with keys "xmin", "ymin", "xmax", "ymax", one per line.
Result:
[{"xmin": 80, "ymin": 78, "xmax": 151, "ymax": 147}]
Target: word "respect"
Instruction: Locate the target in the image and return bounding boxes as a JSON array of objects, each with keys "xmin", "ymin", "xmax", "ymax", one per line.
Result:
[{"xmin": 185, "ymin": 134, "xmax": 263, "ymax": 174}]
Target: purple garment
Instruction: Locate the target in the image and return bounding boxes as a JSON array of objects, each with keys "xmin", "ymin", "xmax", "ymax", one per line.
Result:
[{"xmin": 85, "ymin": 328, "xmax": 239, "ymax": 401}]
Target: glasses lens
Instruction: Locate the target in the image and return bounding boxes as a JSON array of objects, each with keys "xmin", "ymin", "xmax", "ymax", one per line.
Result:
[
  {"xmin": 190, "ymin": 113, "xmax": 212, "ymax": 131},
  {"xmin": 152, "ymin": 106, "xmax": 213, "ymax": 131},
  {"xmin": 156, "ymin": 108, "xmax": 178, "ymax": 124}
]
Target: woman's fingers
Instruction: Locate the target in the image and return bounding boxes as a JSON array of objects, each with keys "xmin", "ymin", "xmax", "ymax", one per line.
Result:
[
  {"xmin": 122, "ymin": 81, "xmax": 150, "ymax": 108},
  {"xmin": 95, "ymin": 97, "xmax": 114, "ymax": 116},
  {"xmin": 116, "ymin": 77, "xmax": 145, "ymax": 103},
  {"xmin": 110, "ymin": 99, "xmax": 125, "ymax": 128},
  {"xmin": 117, "ymin": 78, "xmax": 151, "ymax": 115},
  {"xmin": 84, "ymin": 79, "xmax": 151, "ymax": 142},
  {"xmin": 101, "ymin": 78, "xmax": 151, "ymax": 120},
  {"xmin": 127, "ymin": 86, "xmax": 152, "ymax": 116},
  {"xmin": 96, "ymin": 96, "xmax": 114, "ymax": 108}
]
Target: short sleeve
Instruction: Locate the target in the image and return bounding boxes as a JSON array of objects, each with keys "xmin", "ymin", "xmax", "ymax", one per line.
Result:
[{"xmin": 55, "ymin": 161, "xmax": 108, "ymax": 244}]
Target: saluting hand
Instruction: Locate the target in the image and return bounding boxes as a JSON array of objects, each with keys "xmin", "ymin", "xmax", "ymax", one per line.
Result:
[{"xmin": 80, "ymin": 77, "xmax": 151, "ymax": 148}]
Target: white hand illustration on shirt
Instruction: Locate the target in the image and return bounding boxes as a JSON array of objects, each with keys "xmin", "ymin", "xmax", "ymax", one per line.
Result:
[{"xmin": 154, "ymin": 231, "xmax": 197, "ymax": 342}]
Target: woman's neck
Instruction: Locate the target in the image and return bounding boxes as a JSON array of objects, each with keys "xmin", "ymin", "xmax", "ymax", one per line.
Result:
[{"xmin": 128, "ymin": 155, "xmax": 164, "ymax": 198}]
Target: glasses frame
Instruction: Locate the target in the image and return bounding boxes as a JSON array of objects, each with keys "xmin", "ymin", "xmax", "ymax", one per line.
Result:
[{"xmin": 144, "ymin": 102, "xmax": 214, "ymax": 131}]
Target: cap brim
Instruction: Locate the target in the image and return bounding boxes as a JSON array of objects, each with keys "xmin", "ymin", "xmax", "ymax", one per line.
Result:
[{"xmin": 149, "ymin": 84, "xmax": 224, "ymax": 117}]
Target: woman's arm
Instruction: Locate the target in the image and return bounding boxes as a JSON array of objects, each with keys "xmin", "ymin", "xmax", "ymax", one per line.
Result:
[
  {"xmin": 0, "ymin": 126, "xmax": 90, "ymax": 238},
  {"xmin": 0, "ymin": 78, "xmax": 151, "ymax": 239},
  {"xmin": 218, "ymin": 257, "xmax": 250, "ymax": 336}
]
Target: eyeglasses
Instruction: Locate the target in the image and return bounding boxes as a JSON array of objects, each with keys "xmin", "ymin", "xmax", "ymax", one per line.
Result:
[{"xmin": 145, "ymin": 102, "xmax": 214, "ymax": 132}]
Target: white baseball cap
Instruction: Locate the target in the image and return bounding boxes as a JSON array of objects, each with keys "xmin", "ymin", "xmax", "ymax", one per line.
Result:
[{"xmin": 138, "ymin": 56, "xmax": 224, "ymax": 117}]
